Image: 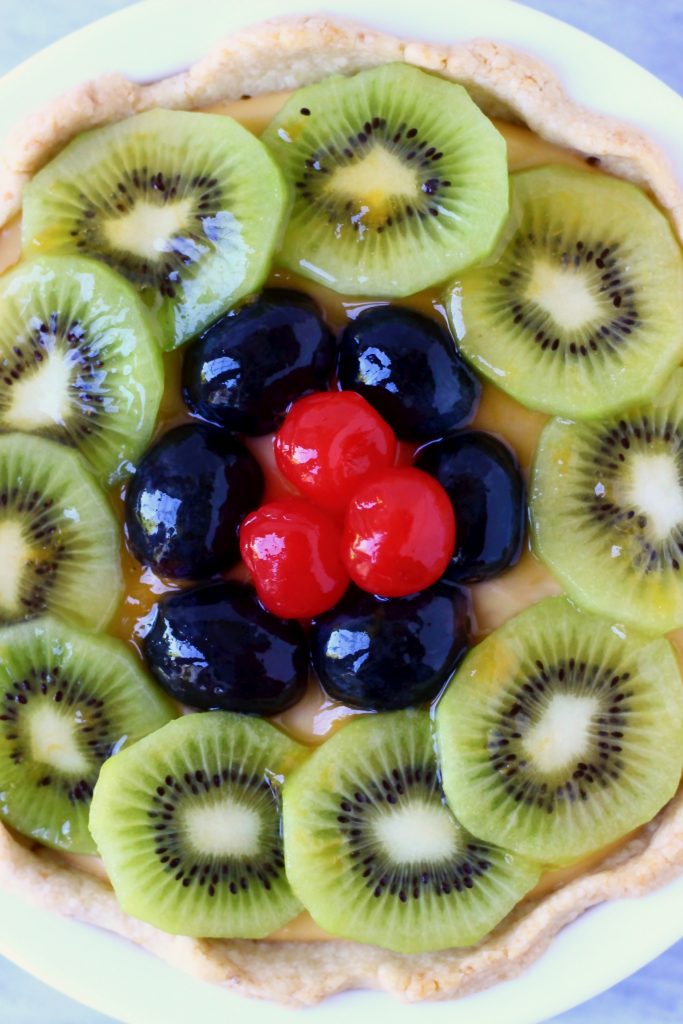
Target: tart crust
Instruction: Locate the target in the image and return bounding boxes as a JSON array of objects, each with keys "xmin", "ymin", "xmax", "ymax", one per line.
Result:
[
  {"xmin": 1, "ymin": 14, "xmax": 682, "ymax": 1007},
  {"xmin": 0, "ymin": 16, "xmax": 682, "ymax": 234}
]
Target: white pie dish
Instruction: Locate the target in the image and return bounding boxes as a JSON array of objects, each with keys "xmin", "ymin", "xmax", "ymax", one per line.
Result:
[{"xmin": 0, "ymin": 0, "xmax": 682, "ymax": 1022}]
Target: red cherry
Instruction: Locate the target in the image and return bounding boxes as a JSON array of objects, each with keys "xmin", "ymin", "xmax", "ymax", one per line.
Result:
[
  {"xmin": 240, "ymin": 498, "xmax": 349, "ymax": 618},
  {"xmin": 342, "ymin": 467, "xmax": 455, "ymax": 597},
  {"xmin": 274, "ymin": 391, "xmax": 397, "ymax": 515}
]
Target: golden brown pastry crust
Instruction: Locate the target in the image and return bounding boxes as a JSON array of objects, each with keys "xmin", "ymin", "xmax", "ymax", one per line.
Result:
[
  {"xmin": 0, "ymin": 14, "xmax": 682, "ymax": 1007},
  {"xmin": 1, "ymin": 16, "xmax": 682, "ymax": 233},
  {"xmin": 2, "ymin": 798, "xmax": 682, "ymax": 1006}
]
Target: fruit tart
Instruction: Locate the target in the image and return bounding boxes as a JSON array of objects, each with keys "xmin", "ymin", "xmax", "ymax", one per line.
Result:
[{"xmin": 0, "ymin": 14, "xmax": 682, "ymax": 1009}]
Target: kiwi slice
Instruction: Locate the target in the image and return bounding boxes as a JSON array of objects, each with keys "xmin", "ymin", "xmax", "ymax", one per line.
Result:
[
  {"xmin": 447, "ymin": 165, "xmax": 683, "ymax": 417},
  {"xmin": 89, "ymin": 712, "xmax": 307, "ymax": 938},
  {"xmin": 0, "ymin": 433, "xmax": 122, "ymax": 629},
  {"xmin": 283, "ymin": 710, "xmax": 539, "ymax": 952},
  {"xmin": 437, "ymin": 597, "xmax": 683, "ymax": 866},
  {"xmin": 531, "ymin": 370, "xmax": 683, "ymax": 633},
  {"xmin": 0, "ymin": 617, "xmax": 174, "ymax": 853},
  {"xmin": 22, "ymin": 110, "xmax": 289, "ymax": 350},
  {"xmin": 0, "ymin": 255, "xmax": 163, "ymax": 483},
  {"xmin": 261, "ymin": 63, "xmax": 508, "ymax": 296}
]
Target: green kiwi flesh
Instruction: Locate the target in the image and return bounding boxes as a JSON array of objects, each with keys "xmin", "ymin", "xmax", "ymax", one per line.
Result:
[
  {"xmin": 261, "ymin": 63, "xmax": 508, "ymax": 296},
  {"xmin": 21, "ymin": 110, "xmax": 289, "ymax": 350},
  {"xmin": 0, "ymin": 433, "xmax": 122, "ymax": 629},
  {"xmin": 0, "ymin": 255, "xmax": 163, "ymax": 483},
  {"xmin": 0, "ymin": 617, "xmax": 174, "ymax": 853},
  {"xmin": 89, "ymin": 712, "xmax": 307, "ymax": 938},
  {"xmin": 447, "ymin": 165, "xmax": 683, "ymax": 417},
  {"xmin": 437, "ymin": 597, "xmax": 683, "ymax": 865},
  {"xmin": 531, "ymin": 370, "xmax": 683, "ymax": 633},
  {"xmin": 283, "ymin": 710, "xmax": 539, "ymax": 952}
]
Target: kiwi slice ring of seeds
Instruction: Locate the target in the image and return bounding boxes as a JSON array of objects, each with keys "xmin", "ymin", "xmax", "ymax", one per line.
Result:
[
  {"xmin": 437, "ymin": 597, "xmax": 683, "ymax": 865},
  {"xmin": 89, "ymin": 712, "xmax": 308, "ymax": 938},
  {"xmin": 0, "ymin": 255, "xmax": 163, "ymax": 483},
  {"xmin": 0, "ymin": 432, "xmax": 122, "ymax": 629},
  {"xmin": 22, "ymin": 109, "xmax": 289, "ymax": 350},
  {"xmin": 262, "ymin": 63, "xmax": 509, "ymax": 296},
  {"xmin": 283, "ymin": 710, "xmax": 539, "ymax": 953},
  {"xmin": 531, "ymin": 369, "xmax": 683, "ymax": 633},
  {"xmin": 0, "ymin": 617, "xmax": 175, "ymax": 853},
  {"xmin": 447, "ymin": 164, "xmax": 683, "ymax": 418}
]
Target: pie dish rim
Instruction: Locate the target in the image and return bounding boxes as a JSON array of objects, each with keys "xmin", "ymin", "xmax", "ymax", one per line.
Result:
[{"xmin": 0, "ymin": 10, "xmax": 682, "ymax": 1009}]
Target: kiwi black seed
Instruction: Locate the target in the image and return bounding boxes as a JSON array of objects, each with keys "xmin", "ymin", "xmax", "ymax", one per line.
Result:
[
  {"xmin": 89, "ymin": 713, "xmax": 307, "ymax": 938},
  {"xmin": 0, "ymin": 255, "xmax": 163, "ymax": 482},
  {"xmin": 0, "ymin": 433, "xmax": 121, "ymax": 629},
  {"xmin": 448, "ymin": 164, "xmax": 683, "ymax": 417},
  {"xmin": 437, "ymin": 597, "xmax": 683, "ymax": 865},
  {"xmin": 283, "ymin": 710, "xmax": 539, "ymax": 952},
  {"xmin": 531, "ymin": 369, "xmax": 683, "ymax": 633},
  {"xmin": 262, "ymin": 63, "xmax": 508, "ymax": 296},
  {"xmin": 22, "ymin": 110, "xmax": 288, "ymax": 349},
  {"xmin": 0, "ymin": 618, "xmax": 174, "ymax": 853}
]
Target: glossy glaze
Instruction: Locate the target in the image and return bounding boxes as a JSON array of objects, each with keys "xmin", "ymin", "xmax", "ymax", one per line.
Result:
[
  {"xmin": 61, "ymin": 105, "xmax": 584, "ymax": 735},
  {"xmin": 0, "ymin": 95, "xmax": 652, "ymax": 945},
  {"xmin": 0, "ymin": 94, "xmax": 630, "ymax": 744}
]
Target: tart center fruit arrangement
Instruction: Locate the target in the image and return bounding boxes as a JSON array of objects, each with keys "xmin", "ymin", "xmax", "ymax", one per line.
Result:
[{"xmin": 2, "ymin": 60, "xmax": 683, "ymax": 962}]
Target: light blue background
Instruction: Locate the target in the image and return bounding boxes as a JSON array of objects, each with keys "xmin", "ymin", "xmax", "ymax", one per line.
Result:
[{"xmin": 0, "ymin": 1, "xmax": 681, "ymax": 1021}]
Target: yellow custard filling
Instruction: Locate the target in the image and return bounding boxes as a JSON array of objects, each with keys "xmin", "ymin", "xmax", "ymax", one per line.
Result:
[{"xmin": 3, "ymin": 90, "xmax": 678, "ymax": 944}]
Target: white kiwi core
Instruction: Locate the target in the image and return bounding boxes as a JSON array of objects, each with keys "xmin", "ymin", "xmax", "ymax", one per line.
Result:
[
  {"xmin": 103, "ymin": 198, "xmax": 194, "ymax": 261},
  {"xmin": 29, "ymin": 704, "xmax": 89, "ymax": 774},
  {"xmin": 522, "ymin": 694, "xmax": 599, "ymax": 773},
  {"xmin": 325, "ymin": 147, "xmax": 419, "ymax": 230},
  {"xmin": 182, "ymin": 800, "xmax": 263, "ymax": 858},
  {"xmin": 623, "ymin": 451, "xmax": 683, "ymax": 540},
  {"xmin": 372, "ymin": 801, "xmax": 459, "ymax": 864},
  {"xmin": 3, "ymin": 350, "xmax": 72, "ymax": 431},
  {"xmin": 0, "ymin": 519, "xmax": 29, "ymax": 615},
  {"xmin": 526, "ymin": 258, "xmax": 603, "ymax": 330}
]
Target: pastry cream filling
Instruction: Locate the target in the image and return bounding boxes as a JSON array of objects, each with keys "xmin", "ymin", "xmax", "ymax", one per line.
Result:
[
  {"xmin": 3, "ymin": 348, "xmax": 72, "ymax": 430},
  {"xmin": 0, "ymin": 90, "xmax": 670, "ymax": 945},
  {"xmin": 103, "ymin": 198, "xmax": 194, "ymax": 260}
]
